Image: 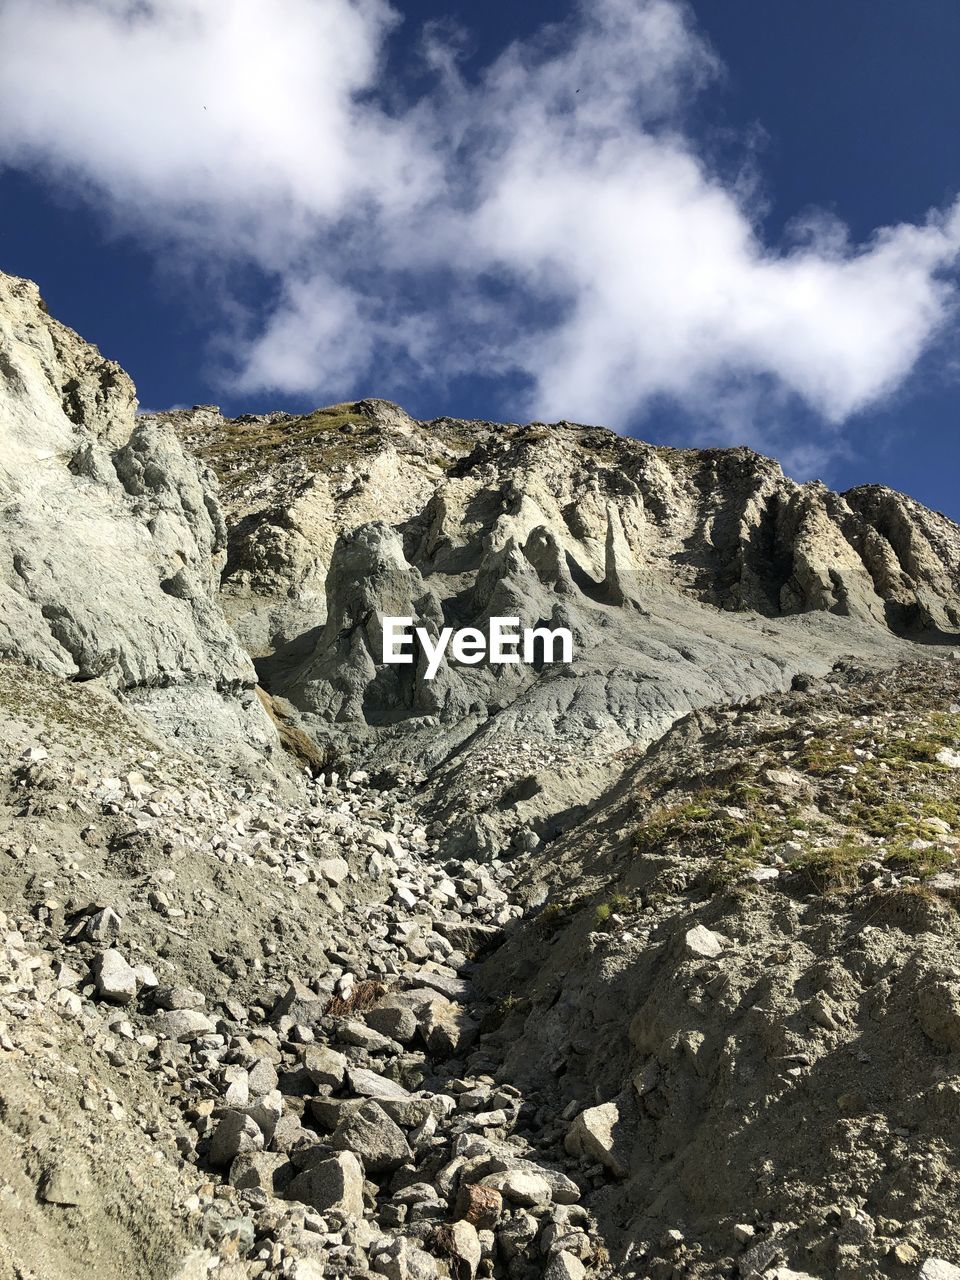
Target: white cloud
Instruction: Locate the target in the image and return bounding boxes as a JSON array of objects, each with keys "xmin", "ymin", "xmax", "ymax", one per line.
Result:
[
  {"xmin": 0, "ymin": 0, "xmax": 430, "ymax": 257},
  {"xmin": 1, "ymin": 0, "xmax": 959, "ymax": 468},
  {"xmin": 233, "ymin": 273, "xmax": 376, "ymax": 397}
]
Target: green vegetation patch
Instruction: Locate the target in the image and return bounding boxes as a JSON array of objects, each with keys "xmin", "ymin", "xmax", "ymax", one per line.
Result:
[
  {"xmin": 191, "ymin": 403, "xmax": 372, "ymax": 489},
  {"xmin": 0, "ymin": 659, "xmax": 155, "ymax": 756}
]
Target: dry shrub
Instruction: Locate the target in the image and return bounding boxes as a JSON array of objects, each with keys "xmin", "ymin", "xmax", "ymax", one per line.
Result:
[{"xmin": 325, "ymin": 979, "xmax": 387, "ymax": 1017}]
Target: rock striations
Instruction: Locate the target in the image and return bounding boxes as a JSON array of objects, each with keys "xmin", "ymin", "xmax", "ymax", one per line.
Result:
[{"xmin": 3, "ymin": 269, "xmax": 960, "ymax": 1280}]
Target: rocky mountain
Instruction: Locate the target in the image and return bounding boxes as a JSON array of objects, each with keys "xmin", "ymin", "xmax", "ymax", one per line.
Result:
[
  {"xmin": 160, "ymin": 395, "xmax": 959, "ymax": 856},
  {"xmin": 3, "ymin": 269, "xmax": 960, "ymax": 1280}
]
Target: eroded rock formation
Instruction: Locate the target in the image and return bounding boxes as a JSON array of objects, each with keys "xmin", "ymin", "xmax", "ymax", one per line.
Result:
[{"xmin": 0, "ymin": 272, "xmax": 273, "ymax": 760}]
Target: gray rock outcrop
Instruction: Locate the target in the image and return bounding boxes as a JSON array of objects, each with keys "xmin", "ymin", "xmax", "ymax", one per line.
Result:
[{"xmin": 0, "ymin": 271, "xmax": 273, "ymax": 758}]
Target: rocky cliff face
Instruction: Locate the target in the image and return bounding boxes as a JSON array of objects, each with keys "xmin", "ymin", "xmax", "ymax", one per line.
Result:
[
  {"xmin": 165, "ymin": 398, "xmax": 960, "ymax": 653},
  {"xmin": 0, "ymin": 272, "xmax": 274, "ymax": 761},
  {"xmin": 162, "ymin": 397, "xmax": 960, "ymax": 854}
]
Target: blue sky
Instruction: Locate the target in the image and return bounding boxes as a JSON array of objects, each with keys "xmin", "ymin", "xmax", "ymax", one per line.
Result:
[{"xmin": 1, "ymin": 0, "xmax": 959, "ymax": 519}]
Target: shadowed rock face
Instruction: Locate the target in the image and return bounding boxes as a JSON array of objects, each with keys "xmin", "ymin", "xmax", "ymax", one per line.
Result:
[
  {"xmin": 160, "ymin": 399, "xmax": 960, "ymax": 796},
  {"xmin": 0, "ymin": 271, "xmax": 273, "ymax": 760}
]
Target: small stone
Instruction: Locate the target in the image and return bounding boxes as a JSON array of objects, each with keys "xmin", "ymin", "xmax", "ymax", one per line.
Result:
[
  {"xmin": 683, "ymin": 924, "xmax": 724, "ymax": 959},
  {"xmin": 935, "ymin": 749, "xmax": 960, "ymax": 770},
  {"xmin": 747, "ymin": 866, "xmax": 780, "ymax": 883},
  {"xmin": 891, "ymin": 1243, "xmax": 918, "ymax": 1266},
  {"xmin": 923, "ymin": 817, "xmax": 953, "ymax": 835},
  {"xmin": 928, "ymin": 872, "xmax": 960, "ymax": 893}
]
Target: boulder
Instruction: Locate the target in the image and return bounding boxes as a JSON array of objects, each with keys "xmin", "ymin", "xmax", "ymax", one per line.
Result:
[
  {"xmin": 286, "ymin": 1151, "xmax": 364, "ymax": 1217},
  {"xmin": 302, "ymin": 1043, "xmax": 348, "ymax": 1089},
  {"xmin": 921, "ymin": 1262, "xmax": 960, "ymax": 1280},
  {"xmin": 433, "ymin": 1221, "xmax": 482, "ymax": 1279},
  {"xmin": 364, "ymin": 1004, "xmax": 418, "ymax": 1045},
  {"xmin": 564, "ymin": 1101, "xmax": 630, "ymax": 1178},
  {"xmin": 93, "ymin": 949, "xmax": 137, "ymax": 1005},
  {"xmin": 370, "ymin": 1237, "xmax": 440, "ymax": 1279},
  {"xmin": 38, "ymin": 1158, "xmax": 94, "ymax": 1208},
  {"xmin": 229, "ymin": 1151, "xmax": 292, "ymax": 1194},
  {"xmin": 316, "ymin": 856, "xmax": 350, "ymax": 885},
  {"xmin": 330, "ymin": 1100, "xmax": 412, "ymax": 1174},
  {"xmin": 84, "ymin": 907, "xmax": 122, "ymax": 945},
  {"xmin": 454, "ymin": 1182, "xmax": 503, "ymax": 1228},
  {"xmin": 154, "ymin": 985, "xmax": 205, "ymax": 1011},
  {"xmin": 159, "ymin": 1008, "xmax": 216, "ymax": 1041},
  {"xmin": 544, "ymin": 1254, "xmax": 586, "ymax": 1280},
  {"xmin": 208, "ymin": 1112, "xmax": 264, "ymax": 1168},
  {"xmin": 346, "ymin": 1067, "xmax": 412, "ymax": 1102},
  {"xmin": 683, "ymin": 925, "xmax": 724, "ymax": 959},
  {"xmin": 480, "ymin": 1168, "xmax": 552, "ymax": 1207},
  {"xmin": 271, "ymin": 977, "xmax": 328, "ymax": 1026},
  {"xmin": 336, "ymin": 1018, "xmax": 401, "ymax": 1054},
  {"xmin": 419, "ymin": 997, "xmax": 478, "ymax": 1057}
]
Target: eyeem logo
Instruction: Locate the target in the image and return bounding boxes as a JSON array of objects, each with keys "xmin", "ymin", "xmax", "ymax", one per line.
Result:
[{"xmin": 382, "ymin": 617, "xmax": 573, "ymax": 680}]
